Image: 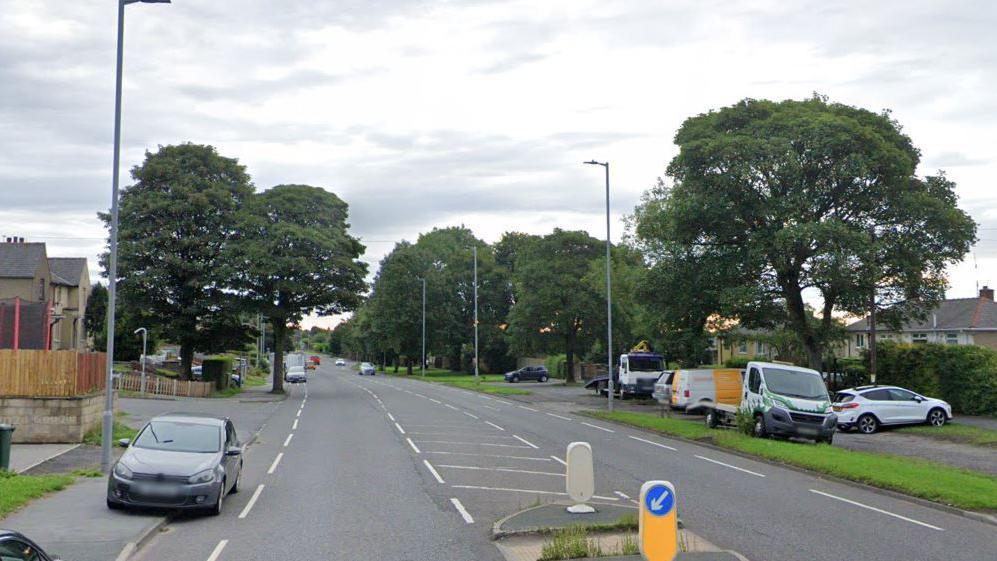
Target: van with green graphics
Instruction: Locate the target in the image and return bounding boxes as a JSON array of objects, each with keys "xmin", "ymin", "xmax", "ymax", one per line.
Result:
[{"xmin": 704, "ymin": 361, "xmax": 837, "ymax": 444}]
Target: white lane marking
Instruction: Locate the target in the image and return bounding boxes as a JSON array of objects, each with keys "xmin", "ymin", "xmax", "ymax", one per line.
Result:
[
  {"xmin": 296, "ymin": 409, "xmax": 301, "ymax": 418},
  {"xmin": 614, "ymin": 491, "xmax": 631, "ymax": 500},
  {"xmin": 387, "ymin": 413, "xmax": 396, "ymax": 422},
  {"xmin": 423, "ymin": 451, "xmax": 552, "ymax": 461},
  {"xmin": 550, "ymin": 455, "xmax": 567, "ymax": 466},
  {"xmin": 206, "ymin": 539, "xmax": 228, "ymax": 561},
  {"xmin": 478, "ymin": 395, "xmax": 493, "ymax": 400},
  {"xmin": 513, "ymin": 435, "xmax": 539, "ymax": 449},
  {"xmin": 405, "ymin": 431, "xmax": 519, "ymax": 439},
  {"xmin": 444, "ymin": 403, "xmax": 459, "ymax": 410},
  {"xmin": 401, "ymin": 423, "xmax": 477, "ymax": 428},
  {"xmin": 403, "ymin": 390, "xmax": 414, "ymax": 394},
  {"xmin": 581, "ymin": 421, "xmax": 614, "ymax": 433},
  {"xmin": 546, "ymin": 412, "xmax": 571, "ymax": 421},
  {"xmin": 628, "ymin": 435, "xmax": 678, "ymax": 451},
  {"xmin": 438, "ymin": 464, "xmax": 564, "ymax": 477},
  {"xmin": 430, "ymin": 398, "xmax": 442, "ymax": 404},
  {"xmin": 238, "ymin": 485, "xmax": 265, "ymax": 519},
  {"xmin": 406, "ymin": 438, "xmax": 422, "ymax": 454},
  {"xmin": 452, "ymin": 485, "xmax": 619, "ymax": 501},
  {"xmin": 450, "ymin": 498, "xmax": 474, "ymax": 524},
  {"xmin": 283, "ymin": 434, "xmax": 294, "ymax": 447},
  {"xmin": 809, "ymin": 490, "xmax": 944, "ymax": 531},
  {"xmin": 694, "ymin": 455, "xmax": 765, "ymax": 478},
  {"xmin": 481, "ymin": 405, "xmax": 500, "ymax": 411},
  {"xmin": 463, "ymin": 412, "xmax": 479, "ymax": 419},
  {"xmin": 267, "ymin": 453, "xmax": 284, "ymax": 474},
  {"xmin": 415, "ymin": 393, "xmax": 428, "ymax": 399},
  {"xmin": 394, "ymin": 422, "xmax": 406, "ymax": 434},
  {"xmin": 485, "ymin": 421, "xmax": 505, "ymax": 431},
  {"xmin": 292, "ymin": 419, "xmax": 298, "ymax": 430},
  {"xmin": 413, "ymin": 440, "xmax": 530, "ymax": 449},
  {"xmin": 518, "ymin": 405, "xmax": 538, "ymax": 412},
  {"xmin": 423, "ymin": 460, "xmax": 445, "ymax": 483}
]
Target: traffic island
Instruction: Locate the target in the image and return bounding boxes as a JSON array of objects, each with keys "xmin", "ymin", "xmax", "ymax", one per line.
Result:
[{"xmin": 492, "ymin": 503, "xmax": 749, "ymax": 561}]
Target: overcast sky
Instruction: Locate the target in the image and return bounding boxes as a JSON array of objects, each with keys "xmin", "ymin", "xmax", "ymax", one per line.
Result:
[{"xmin": 2, "ymin": 0, "xmax": 995, "ymax": 329}]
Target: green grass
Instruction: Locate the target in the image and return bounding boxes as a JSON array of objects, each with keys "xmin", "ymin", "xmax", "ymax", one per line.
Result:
[
  {"xmin": 538, "ymin": 526, "xmax": 639, "ymax": 560},
  {"xmin": 896, "ymin": 423, "xmax": 997, "ymax": 447},
  {"xmin": 82, "ymin": 414, "xmax": 138, "ymax": 446},
  {"xmin": 71, "ymin": 468, "xmax": 104, "ymax": 478},
  {"xmin": 0, "ymin": 471, "xmax": 76, "ymax": 519},
  {"xmin": 386, "ymin": 369, "xmax": 532, "ymax": 395},
  {"xmin": 209, "ymin": 385, "xmax": 244, "ymax": 398},
  {"xmin": 584, "ymin": 410, "xmax": 997, "ymax": 511},
  {"xmin": 536, "ymin": 513, "xmax": 638, "ymax": 535},
  {"xmin": 243, "ymin": 374, "xmax": 269, "ymax": 388}
]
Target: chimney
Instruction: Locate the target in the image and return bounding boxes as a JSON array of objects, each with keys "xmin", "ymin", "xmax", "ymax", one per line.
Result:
[{"xmin": 981, "ymin": 286, "xmax": 995, "ymax": 302}]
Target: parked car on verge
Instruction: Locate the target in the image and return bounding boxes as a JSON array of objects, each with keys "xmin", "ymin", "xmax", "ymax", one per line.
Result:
[
  {"xmin": 335, "ymin": 358, "xmax": 346, "ymax": 366},
  {"xmin": 504, "ymin": 366, "xmax": 549, "ymax": 382},
  {"xmin": 107, "ymin": 413, "xmax": 243, "ymax": 515},
  {"xmin": 0, "ymin": 530, "xmax": 57, "ymax": 561},
  {"xmin": 670, "ymin": 368, "xmax": 743, "ymax": 413},
  {"xmin": 652, "ymin": 371, "xmax": 675, "ymax": 405},
  {"xmin": 833, "ymin": 386, "xmax": 952, "ymax": 434},
  {"xmin": 284, "ymin": 365, "xmax": 307, "ymax": 383},
  {"xmin": 359, "ymin": 362, "xmax": 376, "ymax": 376}
]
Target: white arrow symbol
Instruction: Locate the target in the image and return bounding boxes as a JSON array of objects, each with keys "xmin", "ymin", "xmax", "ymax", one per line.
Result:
[{"xmin": 650, "ymin": 489, "xmax": 669, "ymax": 511}]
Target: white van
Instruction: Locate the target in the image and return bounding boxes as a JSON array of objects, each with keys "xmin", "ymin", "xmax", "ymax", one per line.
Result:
[{"xmin": 670, "ymin": 368, "xmax": 743, "ymax": 413}]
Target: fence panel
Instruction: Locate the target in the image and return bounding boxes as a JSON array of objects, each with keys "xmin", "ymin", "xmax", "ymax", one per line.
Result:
[
  {"xmin": 113, "ymin": 373, "xmax": 213, "ymax": 398},
  {"xmin": 0, "ymin": 350, "xmax": 106, "ymax": 397}
]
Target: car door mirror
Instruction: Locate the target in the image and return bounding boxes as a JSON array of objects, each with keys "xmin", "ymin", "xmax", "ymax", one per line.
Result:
[
  {"xmin": 913, "ymin": 396, "xmax": 924, "ymax": 402},
  {"xmin": 225, "ymin": 445, "xmax": 243, "ymax": 456},
  {"xmin": 117, "ymin": 438, "xmax": 131, "ymax": 448}
]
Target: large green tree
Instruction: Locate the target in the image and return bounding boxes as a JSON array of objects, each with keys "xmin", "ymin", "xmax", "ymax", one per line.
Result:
[
  {"xmin": 106, "ymin": 143, "xmax": 254, "ymax": 376},
  {"xmin": 633, "ymin": 96, "xmax": 977, "ymax": 369},
  {"xmin": 232, "ymin": 184, "xmax": 367, "ymax": 393},
  {"xmin": 366, "ymin": 242, "xmax": 428, "ymax": 373}
]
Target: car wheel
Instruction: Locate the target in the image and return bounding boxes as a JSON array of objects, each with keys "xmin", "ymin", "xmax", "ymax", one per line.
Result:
[
  {"xmin": 819, "ymin": 433, "xmax": 833, "ymax": 445},
  {"xmin": 511, "ymin": 375, "xmax": 519, "ymax": 383},
  {"xmin": 539, "ymin": 375, "xmax": 548, "ymax": 382},
  {"xmin": 230, "ymin": 462, "xmax": 242, "ymax": 494},
  {"xmin": 106, "ymin": 498, "xmax": 123, "ymax": 511},
  {"xmin": 857, "ymin": 414, "xmax": 879, "ymax": 434},
  {"xmin": 753, "ymin": 414, "xmax": 767, "ymax": 438},
  {"xmin": 705, "ymin": 410, "xmax": 719, "ymax": 429},
  {"xmin": 927, "ymin": 408, "xmax": 947, "ymax": 427},
  {"xmin": 210, "ymin": 481, "xmax": 225, "ymax": 516}
]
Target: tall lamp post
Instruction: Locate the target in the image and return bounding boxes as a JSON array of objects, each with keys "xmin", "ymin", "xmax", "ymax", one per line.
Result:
[
  {"xmin": 419, "ymin": 277, "xmax": 427, "ymax": 377},
  {"xmin": 472, "ymin": 245, "xmax": 479, "ymax": 378},
  {"xmin": 584, "ymin": 160, "xmax": 614, "ymax": 412},
  {"xmin": 134, "ymin": 327, "xmax": 147, "ymax": 394},
  {"xmin": 102, "ymin": 0, "xmax": 172, "ymax": 474}
]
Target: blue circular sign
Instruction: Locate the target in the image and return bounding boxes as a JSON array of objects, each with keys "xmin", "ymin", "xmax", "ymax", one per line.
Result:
[{"xmin": 644, "ymin": 484, "xmax": 674, "ymax": 517}]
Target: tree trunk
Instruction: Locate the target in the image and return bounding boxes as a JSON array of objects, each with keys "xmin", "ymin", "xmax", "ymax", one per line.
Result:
[
  {"xmin": 782, "ymin": 282, "xmax": 823, "ymax": 370},
  {"xmin": 394, "ymin": 357, "xmax": 399, "ymax": 373},
  {"xmin": 180, "ymin": 342, "xmax": 194, "ymax": 380},
  {"xmin": 564, "ymin": 329, "xmax": 577, "ymax": 384},
  {"xmin": 271, "ymin": 320, "xmax": 286, "ymax": 394},
  {"xmin": 406, "ymin": 357, "xmax": 413, "ymax": 375}
]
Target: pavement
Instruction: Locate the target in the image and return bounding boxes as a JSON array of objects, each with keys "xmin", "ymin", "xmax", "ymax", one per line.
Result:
[{"xmin": 8, "ymin": 443, "xmax": 79, "ymax": 473}]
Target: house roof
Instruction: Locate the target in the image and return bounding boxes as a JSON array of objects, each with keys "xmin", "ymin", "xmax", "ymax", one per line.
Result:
[
  {"xmin": 846, "ymin": 297, "xmax": 997, "ymax": 332},
  {"xmin": 48, "ymin": 257, "xmax": 88, "ymax": 286},
  {"xmin": 0, "ymin": 243, "xmax": 47, "ymax": 279}
]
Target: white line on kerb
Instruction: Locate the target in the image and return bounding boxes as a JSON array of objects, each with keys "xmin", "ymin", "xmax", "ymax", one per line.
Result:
[
  {"xmin": 450, "ymin": 498, "xmax": 474, "ymax": 524},
  {"xmin": 581, "ymin": 422, "xmax": 614, "ymax": 433},
  {"xmin": 485, "ymin": 421, "xmax": 505, "ymax": 431},
  {"xmin": 518, "ymin": 405, "xmax": 538, "ymax": 412},
  {"xmin": 238, "ymin": 485, "xmax": 265, "ymax": 519},
  {"xmin": 628, "ymin": 435, "xmax": 678, "ymax": 451},
  {"xmin": 513, "ymin": 435, "xmax": 539, "ymax": 449},
  {"xmin": 550, "ymin": 455, "xmax": 567, "ymax": 466},
  {"xmin": 423, "ymin": 460, "xmax": 445, "ymax": 483},
  {"xmin": 546, "ymin": 412, "xmax": 571, "ymax": 421},
  {"xmin": 694, "ymin": 455, "xmax": 765, "ymax": 477},
  {"xmin": 292, "ymin": 419, "xmax": 298, "ymax": 430},
  {"xmin": 809, "ymin": 490, "xmax": 944, "ymax": 531},
  {"xmin": 206, "ymin": 539, "xmax": 228, "ymax": 561},
  {"xmin": 614, "ymin": 491, "xmax": 631, "ymax": 500},
  {"xmin": 394, "ymin": 422, "xmax": 406, "ymax": 435},
  {"xmin": 406, "ymin": 438, "xmax": 422, "ymax": 454},
  {"xmin": 283, "ymin": 433, "xmax": 293, "ymax": 447},
  {"xmin": 438, "ymin": 464, "xmax": 563, "ymax": 477},
  {"xmin": 463, "ymin": 411, "xmax": 479, "ymax": 419},
  {"xmin": 267, "ymin": 453, "xmax": 284, "ymax": 474},
  {"xmin": 386, "ymin": 413, "xmax": 396, "ymax": 422}
]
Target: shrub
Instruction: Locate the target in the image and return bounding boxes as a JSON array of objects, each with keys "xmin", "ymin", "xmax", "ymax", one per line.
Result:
[
  {"xmin": 734, "ymin": 407, "xmax": 756, "ymax": 435},
  {"xmin": 202, "ymin": 356, "xmax": 234, "ymax": 390},
  {"xmin": 544, "ymin": 354, "xmax": 567, "ymax": 379}
]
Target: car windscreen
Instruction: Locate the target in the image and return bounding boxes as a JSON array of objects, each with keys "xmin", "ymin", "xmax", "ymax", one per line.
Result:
[
  {"xmin": 629, "ymin": 357, "xmax": 663, "ymax": 371},
  {"xmin": 133, "ymin": 421, "xmax": 222, "ymax": 453},
  {"xmin": 762, "ymin": 368, "xmax": 828, "ymax": 400}
]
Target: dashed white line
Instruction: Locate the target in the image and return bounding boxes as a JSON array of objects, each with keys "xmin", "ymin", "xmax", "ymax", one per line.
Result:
[
  {"xmin": 387, "ymin": 413, "xmax": 396, "ymax": 422},
  {"xmin": 430, "ymin": 398, "xmax": 442, "ymax": 404},
  {"xmin": 614, "ymin": 491, "xmax": 631, "ymax": 500},
  {"xmin": 546, "ymin": 412, "xmax": 571, "ymax": 421},
  {"xmin": 550, "ymin": 455, "xmax": 567, "ymax": 466},
  {"xmin": 444, "ymin": 403, "xmax": 459, "ymax": 410},
  {"xmin": 413, "ymin": 440, "xmax": 530, "ymax": 449},
  {"xmin": 238, "ymin": 485, "xmax": 265, "ymax": 519},
  {"xmin": 423, "ymin": 451, "xmax": 552, "ymax": 461},
  {"xmin": 406, "ymin": 437, "xmax": 422, "ymax": 454},
  {"xmin": 438, "ymin": 464, "xmax": 563, "ymax": 477},
  {"xmin": 463, "ymin": 412, "xmax": 479, "ymax": 419},
  {"xmin": 485, "ymin": 421, "xmax": 505, "ymax": 431},
  {"xmin": 512, "ymin": 435, "xmax": 539, "ymax": 449},
  {"xmin": 450, "ymin": 498, "xmax": 474, "ymax": 524},
  {"xmin": 206, "ymin": 539, "xmax": 228, "ymax": 561},
  {"xmin": 478, "ymin": 395, "xmax": 493, "ymax": 400},
  {"xmin": 295, "ymin": 409, "xmax": 301, "ymax": 418},
  {"xmin": 283, "ymin": 433, "xmax": 294, "ymax": 447},
  {"xmin": 518, "ymin": 405, "xmax": 538, "ymax": 412},
  {"xmin": 423, "ymin": 460, "xmax": 445, "ymax": 483},
  {"xmin": 581, "ymin": 421, "xmax": 614, "ymax": 433},
  {"xmin": 394, "ymin": 422, "xmax": 406, "ymax": 435},
  {"xmin": 481, "ymin": 405, "xmax": 500, "ymax": 411},
  {"xmin": 809, "ymin": 490, "xmax": 944, "ymax": 531},
  {"xmin": 628, "ymin": 435, "xmax": 678, "ymax": 451},
  {"xmin": 694, "ymin": 455, "xmax": 765, "ymax": 477},
  {"xmin": 292, "ymin": 419, "xmax": 298, "ymax": 430},
  {"xmin": 452, "ymin": 485, "xmax": 619, "ymax": 501},
  {"xmin": 267, "ymin": 452, "xmax": 284, "ymax": 474}
]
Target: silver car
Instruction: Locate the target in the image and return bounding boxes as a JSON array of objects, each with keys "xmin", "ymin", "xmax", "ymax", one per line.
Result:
[
  {"xmin": 107, "ymin": 413, "xmax": 243, "ymax": 515},
  {"xmin": 359, "ymin": 362, "xmax": 376, "ymax": 376}
]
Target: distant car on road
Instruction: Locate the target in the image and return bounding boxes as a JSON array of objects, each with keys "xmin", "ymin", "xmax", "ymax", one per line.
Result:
[
  {"xmin": 309, "ymin": 355, "xmax": 321, "ymax": 365},
  {"xmin": 0, "ymin": 530, "xmax": 56, "ymax": 561},
  {"xmin": 359, "ymin": 362, "xmax": 376, "ymax": 376},
  {"xmin": 335, "ymin": 358, "xmax": 346, "ymax": 366},
  {"xmin": 107, "ymin": 413, "xmax": 243, "ymax": 515},
  {"xmin": 504, "ymin": 366, "xmax": 549, "ymax": 383},
  {"xmin": 833, "ymin": 386, "xmax": 952, "ymax": 434},
  {"xmin": 285, "ymin": 365, "xmax": 307, "ymax": 383}
]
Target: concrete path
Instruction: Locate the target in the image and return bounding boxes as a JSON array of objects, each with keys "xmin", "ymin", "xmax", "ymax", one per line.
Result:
[{"xmin": 9, "ymin": 443, "xmax": 79, "ymax": 473}]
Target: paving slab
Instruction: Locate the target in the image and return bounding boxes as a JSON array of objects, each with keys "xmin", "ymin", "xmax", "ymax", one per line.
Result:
[{"xmin": 9, "ymin": 443, "xmax": 79, "ymax": 473}]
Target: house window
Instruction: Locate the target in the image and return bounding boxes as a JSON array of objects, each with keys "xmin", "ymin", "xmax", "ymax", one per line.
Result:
[
  {"xmin": 945, "ymin": 332, "xmax": 959, "ymax": 345},
  {"xmin": 737, "ymin": 341, "xmax": 748, "ymax": 354},
  {"xmin": 756, "ymin": 341, "xmax": 764, "ymax": 355},
  {"xmin": 856, "ymin": 334, "xmax": 865, "ymax": 348},
  {"xmin": 912, "ymin": 333, "xmax": 928, "ymax": 344},
  {"xmin": 38, "ymin": 279, "xmax": 45, "ymax": 301}
]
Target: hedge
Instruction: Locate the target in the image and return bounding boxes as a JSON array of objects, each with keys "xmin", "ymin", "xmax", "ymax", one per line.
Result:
[
  {"xmin": 202, "ymin": 356, "xmax": 234, "ymax": 390},
  {"xmin": 868, "ymin": 342, "xmax": 997, "ymax": 415},
  {"xmin": 545, "ymin": 354, "xmax": 567, "ymax": 378}
]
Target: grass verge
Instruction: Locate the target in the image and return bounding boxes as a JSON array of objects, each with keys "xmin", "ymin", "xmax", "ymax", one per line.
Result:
[
  {"xmin": 896, "ymin": 423, "xmax": 997, "ymax": 447},
  {"xmin": 82, "ymin": 412, "xmax": 139, "ymax": 446},
  {"xmin": 243, "ymin": 374, "xmax": 269, "ymax": 388},
  {"xmin": 538, "ymin": 526, "xmax": 638, "ymax": 560},
  {"xmin": 584, "ymin": 410, "xmax": 997, "ymax": 511},
  {"xmin": 0, "ymin": 471, "xmax": 76, "ymax": 519},
  {"xmin": 386, "ymin": 369, "xmax": 532, "ymax": 395}
]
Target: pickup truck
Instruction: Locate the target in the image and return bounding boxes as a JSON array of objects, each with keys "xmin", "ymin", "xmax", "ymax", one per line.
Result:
[{"xmin": 704, "ymin": 361, "xmax": 837, "ymax": 444}]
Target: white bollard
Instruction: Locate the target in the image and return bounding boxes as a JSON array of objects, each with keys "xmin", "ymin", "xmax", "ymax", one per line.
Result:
[{"xmin": 565, "ymin": 442, "xmax": 596, "ymax": 513}]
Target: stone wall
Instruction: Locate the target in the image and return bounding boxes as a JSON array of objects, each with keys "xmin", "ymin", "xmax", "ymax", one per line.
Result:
[{"xmin": 0, "ymin": 392, "xmax": 116, "ymax": 443}]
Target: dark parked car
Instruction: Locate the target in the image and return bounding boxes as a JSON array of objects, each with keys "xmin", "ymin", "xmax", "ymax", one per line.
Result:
[
  {"xmin": 0, "ymin": 531, "xmax": 57, "ymax": 561},
  {"xmin": 504, "ymin": 366, "xmax": 549, "ymax": 383},
  {"xmin": 107, "ymin": 413, "xmax": 243, "ymax": 515}
]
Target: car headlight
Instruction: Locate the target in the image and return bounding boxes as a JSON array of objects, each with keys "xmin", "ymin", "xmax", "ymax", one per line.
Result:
[
  {"xmin": 188, "ymin": 469, "xmax": 216, "ymax": 484},
  {"xmin": 113, "ymin": 462, "xmax": 133, "ymax": 480}
]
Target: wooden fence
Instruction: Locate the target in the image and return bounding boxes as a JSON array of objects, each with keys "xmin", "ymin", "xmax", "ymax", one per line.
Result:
[
  {"xmin": 114, "ymin": 373, "xmax": 214, "ymax": 398},
  {"xmin": 0, "ymin": 349, "xmax": 106, "ymax": 397}
]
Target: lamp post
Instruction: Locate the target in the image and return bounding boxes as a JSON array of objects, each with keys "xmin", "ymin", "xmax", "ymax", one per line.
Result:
[
  {"xmin": 134, "ymin": 328, "xmax": 147, "ymax": 394},
  {"xmin": 420, "ymin": 277, "xmax": 426, "ymax": 377},
  {"xmin": 584, "ymin": 160, "xmax": 613, "ymax": 412},
  {"xmin": 102, "ymin": 0, "xmax": 171, "ymax": 474},
  {"xmin": 473, "ymin": 245, "xmax": 479, "ymax": 378}
]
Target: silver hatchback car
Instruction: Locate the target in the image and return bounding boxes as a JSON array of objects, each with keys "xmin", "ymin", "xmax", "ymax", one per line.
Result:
[{"xmin": 107, "ymin": 413, "xmax": 243, "ymax": 515}]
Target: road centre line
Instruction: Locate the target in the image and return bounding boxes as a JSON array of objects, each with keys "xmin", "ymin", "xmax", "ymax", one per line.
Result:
[
  {"xmin": 463, "ymin": 412, "xmax": 479, "ymax": 419},
  {"xmin": 413, "ymin": 440, "xmax": 531, "ymax": 449},
  {"xmin": 518, "ymin": 405, "xmax": 538, "ymax": 412},
  {"xmin": 452, "ymin": 485, "xmax": 619, "ymax": 501},
  {"xmin": 809, "ymin": 490, "xmax": 944, "ymax": 531},
  {"xmin": 283, "ymin": 434, "xmax": 293, "ymax": 447},
  {"xmin": 406, "ymin": 438, "xmax": 422, "ymax": 453},
  {"xmin": 581, "ymin": 422, "xmax": 615, "ymax": 433},
  {"xmin": 394, "ymin": 422, "xmax": 406, "ymax": 434},
  {"xmin": 267, "ymin": 453, "xmax": 284, "ymax": 474},
  {"xmin": 438, "ymin": 464, "xmax": 563, "ymax": 477},
  {"xmin": 628, "ymin": 435, "xmax": 678, "ymax": 451},
  {"xmin": 387, "ymin": 412, "xmax": 396, "ymax": 422},
  {"xmin": 292, "ymin": 419, "xmax": 298, "ymax": 430},
  {"xmin": 423, "ymin": 460, "xmax": 445, "ymax": 483},
  {"xmin": 477, "ymin": 395, "xmax": 493, "ymax": 400},
  {"xmin": 430, "ymin": 398, "xmax": 442, "ymax": 404},
  {"xmin": 694, "ymin": 455, "xmax": 765, "ymax": 478},
  {"xmin": 296, "ymin": 409, "xmax": 301, "ymax": 418},
  {"xmin": 484, "ymin": 421, "xmax": 505, "ymax": 431},
  {"xmin": 450, "ymin": 498, "xmax": 474, "ymax": 524},
  {"xmin": 513, "ymin": 435, "xmax": 539, "ymax": 449},
  {"xmin": 551, "ymin": 455, "xmax": 567, "ymax": 466},
  {"xmin": 481, "ymin": 405, "xmax": 500, "ymax": 411},
  {"xmin": 205, "ymin": 540, "xmax": 228, "ymax": 561},
  {"xmin": 444, "ymin": 403, "xmax": 459, "ymax": 410},
  {"xmin": 238, "ymin": 485, "xmax": 265, "ymax": 519},
  {"xmin": 546, "ymin": 412, "xmax": 572, "ymax": 421},
  {"xmin": 423, "ymin": 451, "xmax": 552, "ymax": 462}
]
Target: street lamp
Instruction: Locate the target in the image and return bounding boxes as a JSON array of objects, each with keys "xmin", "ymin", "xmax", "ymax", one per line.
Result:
[
  {"xmin": 134, "ymin": 327, "xmax": 147, "ymax": 394},
  {"xmin": 472, "ymin": 245, "xmax": 479, "ymax": 378},
  {"xmin": 419, "ymin": 277, "xmax": 426, "ymax": 377},
  {"xmin": 102, "ymin": 0, "xmax": 172, "ymax": 474},
  {"xmin": 584, "ymin": 160, "xmax": 614, "ymax": 412}
]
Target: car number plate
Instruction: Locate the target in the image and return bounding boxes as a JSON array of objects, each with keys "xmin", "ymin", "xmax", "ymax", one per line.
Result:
[
  {"xmin": 797, "ymin": 426, "xmax": 818, "ymax": 436},
  {"xmin": 139, "ymin": 483, "xmax": 178, "ymax": 496},
  {"xmin": 832, "ymin": 406, "xmax": 842, "ymax": 412}
]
